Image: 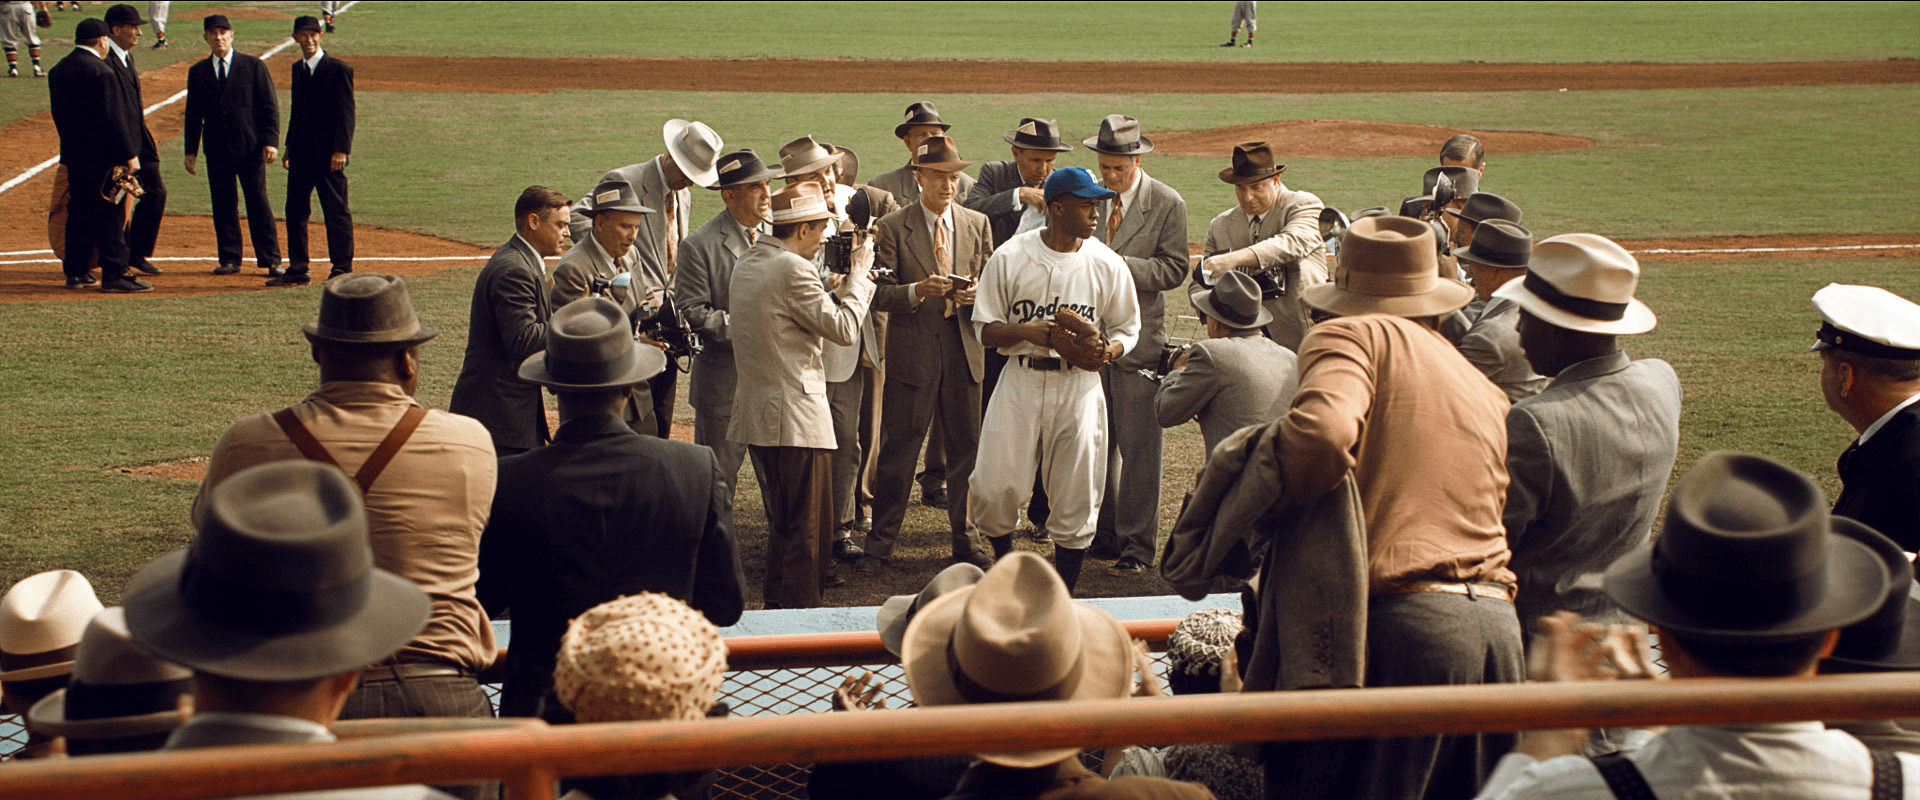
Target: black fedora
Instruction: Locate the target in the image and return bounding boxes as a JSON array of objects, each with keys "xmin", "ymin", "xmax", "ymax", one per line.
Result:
[
  {"xmin": 301, "ymin": 274, "xmax": 439, "ymax": 348},
  {"xmin": 1447, "ymin": 192, "xmax": 1522, "ymax": 226},
  {"xmin": 894, "ymin": 101, "xmax": 952, "ymax": 139},
  {"xmin": 709, "ymin": 149, "xmax": 783, "ymax": 190},
  {"xmin": 1456, "ymin": 220, "xmax": 1533, "ymax": 270},
  {"xmin": 582, "ymin": 179, "xmax": 654, "ymax": 217},
  {"xmin": 1083, "ymin": 114, "xmax": 1153, "ymax": 156},
  {"xmin": 519, "ymin": 297, "xmax": 666, "ymax": 391},
  {"xmin": 1003, "ymin": 118, "xmax": 1073, "ymax": 153},
  {"xmin": 123, "ymin": 461, "xmax": 431, "ymax": 681},
  {"xmin": 1192, "ymin": 271, "xmax": 1273, "ymax": 330},
  {"xmin": 1398, "ymin": 195, "xmax": 1432, "ymax": 219},
  {"xmin": 1604, "ymin": 452, "xmax": 1890, "ymax": 643},
  {"xmin": 1218, "ymin": 142, "xmax": 1285, "ymax": 185},
  {"xmin": 1822, "ymin": 518, "xmax": 1920, "ymax": 671}
]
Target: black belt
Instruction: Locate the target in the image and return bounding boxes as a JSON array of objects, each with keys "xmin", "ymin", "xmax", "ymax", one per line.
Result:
[
  {"xmin": 360, "ymin": 662, "xmax": 475, "ymax": 683},
  {"xmin": 1019, "ymin": 356, "xmax": 1065, "ymax": 371}
]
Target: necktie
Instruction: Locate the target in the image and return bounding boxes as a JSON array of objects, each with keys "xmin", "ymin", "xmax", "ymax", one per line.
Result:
[
  {"xmin": 216, "ymin": 58, "xmax": 226, "ymax": 82},
  {"xmin": 664, "ymin": 195, "xmax": 678, "ymax": 272},
  {"xmin": 935, "ymin": 218, "xmax": 955, "ymax": 317},
  {"xmin": 1108, "ymin": 196, "xmax": 1124, "ymax": 240},
  {"xmin": 1249, "ymin": 214, "xmax": 1261, "ymax": 243},
  {"xmin": 745, "ymin": 226, "xmax": 757, "ymax": 246}
]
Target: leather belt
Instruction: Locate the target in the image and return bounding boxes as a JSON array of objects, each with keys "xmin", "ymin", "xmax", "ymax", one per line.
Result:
[
  {"xmin": 1019, "ymin": 356, "xmax": 1065, "ymax": 371},
  {"xmin": 1385, "ymin": 581, "xmax": 1514, "ymax": 603},
  {"xmin": 359, "ymin": 662, "xmax": 475, "ymax": 683}
]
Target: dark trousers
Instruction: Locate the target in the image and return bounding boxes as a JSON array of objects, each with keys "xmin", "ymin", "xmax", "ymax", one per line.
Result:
[
  {"xmin": 1094, "ymin": 366, "xmax": 1164, "ymax": 562},
  {"xmin": 866, "ymin": 336, "xmax": 981, "ymax": 560},
  {"xmin": 1264, "ymin": 592, "xmax": 1523, "ymax": 800},
  {"xmin": 645, "ymin": 362, "xmax": 678, "ymax": 439},
  {"xmin": 61, "ymin": 165, "xmax": 129, "ymax": 281},
  {"xmin": 206, "ymin": 155, "xmax": 281, "ymax": 268},
  {"xmin": 126, "ymin": 161, "xmax": 166, "ymax": 262},
  {"xmin": 285, "ymin": 160, "xmax": 352, "ymax": 277},
  {"xmin": 749, "ymin": 445, "xmax": 832, "ymax": 609},
  {"xmin": 340, "ymin": 672, "xmax": 498, "ymax": 800}
]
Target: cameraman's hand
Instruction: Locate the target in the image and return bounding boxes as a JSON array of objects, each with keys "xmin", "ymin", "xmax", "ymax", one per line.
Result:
[
  {"xmin": 916, "ymin": 274, "xmax": 952, "ymax": 299},
  {"xmin": 1171, "ymin": 347, "xmax": 1192, "ymax": 372},
  {"xmin": 847, "ymin": 236, "xmax": 874, "ymax": 284},
  {"xmin": 637, "ymin": 332, "xmax": 670, "ymax": 352},
  {"xmin": 825, "ymin": 273, "xmax": 845, "ymax": 292}
]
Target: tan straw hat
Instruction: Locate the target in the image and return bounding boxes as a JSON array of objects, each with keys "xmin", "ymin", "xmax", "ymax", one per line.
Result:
[
  {"xmin": 1492, "ymin": 233, "xmax": 1656, "ymax": 335},
  {"xmin": 662, "ymin": 119, "xmax": 724, "ymax": 188},
  {"xmin": 552, "ymin": 593, "xmax": 727, "ymax": 724},
  {"xmin": 1303, "ymin": 216, "xmax": 1473, "ymax": 319},
  {"xmin": 0, "ymin": 570, "xmax": 104, "ymax": 682},
  {"xmin": 768, "ymin": 182, "xmax": 834, "ymax": 225}
]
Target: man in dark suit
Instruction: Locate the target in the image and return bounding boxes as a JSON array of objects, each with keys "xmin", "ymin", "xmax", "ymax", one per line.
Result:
[
  {"xmin": 272, "ymin": 14, "xmax": 354, "ymax": 286},
  {"xmin": 183, "ymin": 14, "xmax": 280, "ymax": 277},
  {"xmin": 1813, "ymin": 283, "xmax": 1920, "ymax": 551},
  {"xmin": 450, "ymin": 186, "xmax": 570, "ymax": 456},
  {"xmin": 479, "ymin": 296, "xmax": 744, "ymax": 720},
  {"xmin": 1085, "ymin": 115, "xmax": 1189, "ymax": 576},
  {"xmin": 103, "ymin": 4, "xmax": 166, "ymax": 278},
  {"xmin": 47, "ymin": 18, "xmax": 145, "ymax": 293},
  {"xmin": 962, "ymin": 117, "xmax": 1072, "ymax": 250},
  {"xmin": 860, "ymin": 136, "xmax": 993, "ymax": 573}
]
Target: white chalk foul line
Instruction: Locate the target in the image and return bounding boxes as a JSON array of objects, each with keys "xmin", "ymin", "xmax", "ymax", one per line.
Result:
[
  {"xmin": 1630, "ymin": 243, "xmax": 1920, "ymax": 255},
  {"xmin": 0, "ymin": 255, "xmax": 498, "ymax": 266},
  {"xmin": 0, "ymin": 1, "xmax": 356, "ymax": 197}
]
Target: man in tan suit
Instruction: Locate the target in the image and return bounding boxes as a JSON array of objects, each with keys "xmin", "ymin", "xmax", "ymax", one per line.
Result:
[
  {"xmin": 728, "ymin": 182, "xmax": 875, "ymax": 609},
  {"xmin": 1198, "ymin": 142, "xmax": 1330, "ymax": 353},
  {"xmin": 859, "ymin": 135, "xmax": 993, "ymax": 574}
]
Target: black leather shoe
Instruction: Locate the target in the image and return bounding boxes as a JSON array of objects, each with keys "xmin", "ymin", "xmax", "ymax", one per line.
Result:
[
  {"xmin": 1109, "ymin": 556, "xmax": 1150, "ymax": 576},
  {"xmin": 824, "ymin": 571, "xmax": 847, "ymax": 589},
  {"xmin": 922, "ymin": 487, "xmax": 949, "ymax": 509},
  {"xmin": 1023, "ymin": 525, "xmax": 1050, "ymax": 543},
  {"xmin": 327, "ymin": 268, "xmax": 352, "ymax": 280},
  {"xmin": 851, "ymin": 555, "xmax": 888, "ymax": 573},
  {"xmin": 130, "ymin": 260, "xmax": 163, "ymax": 275},
  {"xmin": 212, "ymin": 263, "xmax": 240, "ymax": 275},
  {"xmin": 832, "ymin": 537, "xmax": 865, "ymax": 563},
  {"xmin": 853, "ymin": 516, "xmax": 872, "ymax": 532},
  {"xmin": 952, "ymin": 551, "xmax": 993, "ymax": 569},
  {"xmin": 265, "ymin": 264, "xmax": 286, "ymax": 277},
  {"xmin": 65, "ymin": 275, "xmax": 90, "ymax": 289},
  {"xmin": 265, "ymin": 274, "xmax": 311, "ymax": 287},
  {"xmin": 99, "ymin": 277, "xmax": 154, "ymax": 293}
]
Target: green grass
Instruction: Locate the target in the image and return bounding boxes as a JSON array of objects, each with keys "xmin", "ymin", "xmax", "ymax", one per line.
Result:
[{"xmin": 335, "ymin": 1, "xmax": 1920, "ymax": 64}]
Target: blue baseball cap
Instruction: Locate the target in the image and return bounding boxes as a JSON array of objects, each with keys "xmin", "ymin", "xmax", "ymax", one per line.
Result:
[{"xmin": 1044, "ymin": 167, "xmax": 1116, "ymax": 205}]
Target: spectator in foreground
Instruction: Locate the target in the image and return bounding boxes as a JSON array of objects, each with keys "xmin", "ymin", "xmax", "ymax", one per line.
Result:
[
  {"xmin": 1818, "ymin": 518, "xmax": 1920, "ymax": 754},
  {"xmin": 0, "ymin": 569, "xmax": 105, "ymax": 760},
  {"xmin": 27, "ymin": 607, "xmax": 191, "ymax": 756},
  {"xmin": 902, "ymin": 551, "xmax": 1215, "ymax": 799},
  {"xmin": 125, "ymin": 460, "xmax": 454, "ymax": 800},
  {"xmin": 1107, "ymin": 607, "xmax": 1262, "ymax": 800}
]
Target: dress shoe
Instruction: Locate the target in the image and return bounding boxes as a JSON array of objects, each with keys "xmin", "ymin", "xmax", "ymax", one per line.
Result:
[
  {"xmin": 328, "ymin": 268, "xmax": 352, "ymax": 280},
  {"xmin": 922, "ymin": 487, "xmax": 949, "ymax": 509},
  {"xmin": 99, "ymin": 277, "xmax": 154, "ymax": 294},
  {"xmin": 265, "ymin": 274, "xmax": 311, "ymax": 287},
  {"xmin": 1023, "ymin": 525, "xmax": 1050, "ymax": 543},
  {"xmin": 130, "ymin": 260, "xmax": 163, "ymax": 275},
  {"xmin": 823, "ymin": 571, "xmax": 847, "ymax": 589},
  {"xmin": 951, "ymin": 551, "xmax": 993, "ymax": 569},
  {"xmin": 832, "ymin": 537, "xmax": 866, "ymax": 563},
  {"xmin": 1109, "ymin": 556, "xmax": 1150, "ymax": 576},
  {"xmin": 64, "ymin": 275, "xmax": 90, "ymax": 289},
  {"xmin": 265, "ymin": 264, "xmax": 286, "ymax": 277},
  {"xmin": 851, "ymin": 555, "xmax": 888, "ymax": 573},
  {"xmin": 853, "ymin": 516, "xmax": 872, "ymax": 533},
  {"xmin": 212, "ymin": 263, "xmax": 240, "ymax": 275}
]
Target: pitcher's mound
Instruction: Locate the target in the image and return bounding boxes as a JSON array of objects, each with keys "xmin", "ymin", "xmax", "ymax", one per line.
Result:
[{"xmin": 1154, "ymin": 120, "xmax": 1593, "ymax": 158}]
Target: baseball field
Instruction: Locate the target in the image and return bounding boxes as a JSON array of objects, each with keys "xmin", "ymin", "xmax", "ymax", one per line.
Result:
[{"xmin": 0, "ymin": 1, "xmax": 1916, "ymax": 608}]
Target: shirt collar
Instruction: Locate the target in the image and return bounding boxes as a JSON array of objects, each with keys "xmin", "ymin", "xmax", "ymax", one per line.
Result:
[
  {"xmin": 311, "ymin": 381, "xmax": 420, "ymax": 406},
  {"xmin": 921, "ymin": 199, "xmax": 953, "ymax": 234},
  {"xmin": 1860, "ymin": 391, "xmax": 1920, "ymax": 446},
  {"xmin": 302, "ymin": 48, "xmax": 326, "ymax": 72},
  {"xmin": 106, "ymin": 38, "xmax": 130, "ymax": 65},
  {"xmin": 512, "ymin": 234, "xmax": 547, "ymax": 275},
  {"xmin": 1115, "ymin": 170, "xmax": 1148, "ymax": 210}
]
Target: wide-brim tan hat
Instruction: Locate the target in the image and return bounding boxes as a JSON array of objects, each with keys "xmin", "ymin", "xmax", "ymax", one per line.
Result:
[
  {"xmin": 776, "ymin": 135, "xmax": 845, "ymax": 180},
  {"xmin": 0, "ymin": 570, "xmax": 104, "ymax": 682},
  {"xmin": 1302, "ymin": 216, "xmax": 1473, "ymax": 319},
  {"xmin": 901, "ymin": 552, "xmax": 1131, "ymax": 768},
  {"xmin": 1492, "ymin": 233, "xmax": 1656, "ymax": 335},
  {"xmin": 663, "ymin": 119, "xmax": 723, "ymax": 189}
]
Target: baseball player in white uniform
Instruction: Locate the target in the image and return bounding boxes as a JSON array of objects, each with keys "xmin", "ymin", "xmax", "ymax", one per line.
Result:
[{"xmin": 971, "ymin": 167, "xmax": 1140, "ymax": 592}]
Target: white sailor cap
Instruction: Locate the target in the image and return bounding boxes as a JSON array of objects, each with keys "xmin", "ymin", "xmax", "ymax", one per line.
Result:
[{"xmin": 1811, "ymin": 283, "xmax": 1920, "ymax": 359}]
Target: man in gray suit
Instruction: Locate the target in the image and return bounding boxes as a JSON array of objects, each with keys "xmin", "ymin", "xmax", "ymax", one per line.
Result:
[
  {"xmin": 1496, "ymin": 233, "xmax": 1681, "ymax": 642},
  {"xmin": 1156, "ymin": 272, "xmax": 1298, "ymax": 455},
  {"xmin": 1198, "ymin": 141, "xmax": 1330, "ymax": 353},
  {"xmin": 860, "ymin": 135, "xmax": 994, "ymax": 574},
  {"xmin": 729, "ymin": 182, "xmax": 875, "ymax": 609},
  {"xmin": 962, "ymin": 117, "xmax": 1071, "ymax": 249},
  {"xmin": 450, "ymin": 186, "xmax": 572, "ymax": 456},
  {"xmin": 1455, "ymin": 219, "xmax": 1549, "ymax": 402},
  {"xmin": 676, "ymin": 149, "xmax": 779, "ymax": 492},
  {"xmin": 550, "ymin": 179, "xmax": 660, "ymax": 437},
  {"xmin": 1085, "ymin": 115, "xmax": 1188, "ymax": 576}
]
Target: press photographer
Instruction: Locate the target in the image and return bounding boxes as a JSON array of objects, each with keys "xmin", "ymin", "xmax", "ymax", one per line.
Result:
[
  {"xmin": 1154, "ymin": 271, "xmax": 1298, "ymax": 454},
  {"xmin": 1193, "ymin": 142, "xmax": 1330, "ymax": 352},
  {"xmin": 551, "ymin": 179, "xmax": 665, "ymax": 437}
]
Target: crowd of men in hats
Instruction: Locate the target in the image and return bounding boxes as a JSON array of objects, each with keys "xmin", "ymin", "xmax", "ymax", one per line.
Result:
[{"xmin": 9, "ymin": 76, "xmax": 1920, "ymax": 799}]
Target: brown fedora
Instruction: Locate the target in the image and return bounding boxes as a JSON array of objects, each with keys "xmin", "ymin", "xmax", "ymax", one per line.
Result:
[
  {"xmin": 301, "ymin": 274, "xmax": 439, "ymax": 348},
  {"xmin": 1003, "ymin": 118, "xmax": 1073, "ymax": 153},
  {"xmin": 1302, "ymin": 216, "xmax": 1473, "ymax": 319},
  {"xmin": 877, "ymin": 562, "xmax": 986, "ymax": 658},
  {"xmin": 1218, "ymin": 142, "xmax": 1285, "ymax": 185},
  {"xmin": 1192, "ymin": 271, "xmax": 1273, "ymax": 330},
  {"xmin": 1604, "ymin": 452, "xmax": 1890, "ymax": 643},
  {"xmin": 822, "ymin": 144, "xmax": 861, "ymax": 185},
  {"xmin": 519, "ymin": 297, "xmax": 667, "ymax": 391},
  {"xmin": 1083, "ymin": 114, "xmax": 1153, "ymax": 156},
  {"xmin": 894, "ymin": 100, "xmax": 952, "ymax": 139},
  {"xmin": 910, "ymin": 135, "xmax": 971, "ymax": 173}
]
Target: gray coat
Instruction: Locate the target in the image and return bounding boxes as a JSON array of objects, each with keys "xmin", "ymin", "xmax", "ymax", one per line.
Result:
[
  {"xmin": 1095, "ymin": 173, "xmax": 1190, "ymax": 370},
  {"xmin": 675, "ymin": 209, "xmax": 762, "ymax": 415},
  {"xmin": 449, "ymin": 237, "xmax": 550, "ymax": 452},
  {"xmin": 1200, "ymin": 189, "xmax": 1329, "ymax": 353},
  {"xmin": 569, "ymin": 155, "xmax": 688, "ymax": 289},
  {"xmin": 727, "ymin": 239, "xmax": 873, "ymax": 449},
  {"xmin": 1155, "ymin": 333, "xmax": 1299, "ymax": 455},
  {"xmin": 166, "ymin": 713, "xmax": 456, "ymax": 799},
  {"xmin": 1455, "ymin": 298, "xmax": 1548, "ymax": 403},
  {"xmin": 550, "ymin": 230, "xmax": 637, "ymax": 314},
  {"xmin": 1504, "ymin": 350, "xmax": 1682, "ymax": 637},
  {"xmin": 960, "ymin": 159, "xmax": 1037, "ymax": 249}
]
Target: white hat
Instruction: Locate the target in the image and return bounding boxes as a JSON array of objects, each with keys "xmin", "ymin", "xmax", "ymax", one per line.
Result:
[
  {"xmin": 1493, "ymin": 233, "xmax": 1656, "ymax": 335},
  {"xmin": 27, "ymin": 608, "xmax": 192, "ymax": 741},
  {"xmin": 662, "ymin": 119, "xmax": 723, "ymax": 189},
  {"xmin": 0, "ymin": 570, "xmax": 104, "ymax": 682},
  {"xmin": 1810, "ymin": 284, "xmax": 1920, "ymax": 359}
]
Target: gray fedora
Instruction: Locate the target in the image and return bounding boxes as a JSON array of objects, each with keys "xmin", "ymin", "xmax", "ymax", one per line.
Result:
[
  {"xmin": 582, "ymin": 179, "xmax": 655, "ymax": 217},
  {"xmin": 1192, "ymin": 271, "xmax": 1274, "ymax": 330},
  {"xmin": 709, "ymin": 149, "xmax": 784, "ymax": 190},
  {"xmin": 776, "ymin": 135, "xmax": 844, "ymax": 179},
  {"xmin": 301, "ymin": 274, "xmax": 439, "ymax": 348},
  {"xmin": 1604, "ymin": 452, "xmax": 1890, "ymax": 643},
  {"xmin": 519, "ymin": 297, "xmax": 667, "ymax": 391},
  {"xmin": 1004, "ymin": 118, "xmax": 1073, "ymax": 153},
  {"xmin": 877, "ymin": 562, "xmax": 986, "ymax": 658},
  {"xmin": 123, "ymin": 461, "xmax": 431, "ymax": 681},
  {"xmin": 27, "ymin": 608, "xmax": 191, "ymax": 741},
  {"xmin": 1446, "ymin": 192, "xmax": 1523, "ymax": 226},
  {"xmin": 1083, "ymin": 114, "xmax": 1154, "ymax": 156},
  {"xmin": 894, "ymin": 101, "xmax": 952, "ymax": 139},
  {"xmin": 1456, "ymin": 220, "xmax": 1533, "ymax": 270}
]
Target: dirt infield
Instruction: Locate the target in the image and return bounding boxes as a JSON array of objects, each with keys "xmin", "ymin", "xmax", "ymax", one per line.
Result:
[
  {"xmin": 171, "ymin": 6, "xmax": 292, "ymax": 21},
  {"xmin": 1155, "ymin": 120, "xmax": 1592, "ymax": 158},
  {"xmin": 345, "ymin": 56, "xmax": 1920, "ymax": 95}
]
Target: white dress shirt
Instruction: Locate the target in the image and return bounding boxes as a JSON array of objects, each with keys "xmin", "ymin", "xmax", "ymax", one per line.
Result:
[{"xmin": 1477, "ymin": 723, "xmax": 1920, "ymax": 799}]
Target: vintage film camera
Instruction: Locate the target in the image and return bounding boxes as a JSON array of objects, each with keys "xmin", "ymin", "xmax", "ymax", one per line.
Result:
[
  {"xmin": 821, "ymin": 189, "xmax": 895, "ymax": 281},
  {"xmin": 589, "ymin": 274, "xmax": 705, "ymax": 369},
  {"xmin": 1136, "ymin": 341, "xmax": 1194, "ymax": 384}
]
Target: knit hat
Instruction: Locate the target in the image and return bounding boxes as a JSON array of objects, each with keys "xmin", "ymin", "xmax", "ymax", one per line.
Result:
[
  {"xmin": 1166, "ymin": 608, "xmax": 1243, "ymax": 677},
  {"xmin": 553, "ymin": 593, "xmax": 727, "ymax": 724}
]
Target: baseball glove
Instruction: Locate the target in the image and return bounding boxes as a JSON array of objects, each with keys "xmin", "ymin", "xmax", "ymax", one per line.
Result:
[
  {"xmin": 1049, "ymin": 308, "xmax": 1111, "ymax": 372},
  {"xmin": 36, "ymin": 8, "xmax": 51, "ymax": 28}
]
